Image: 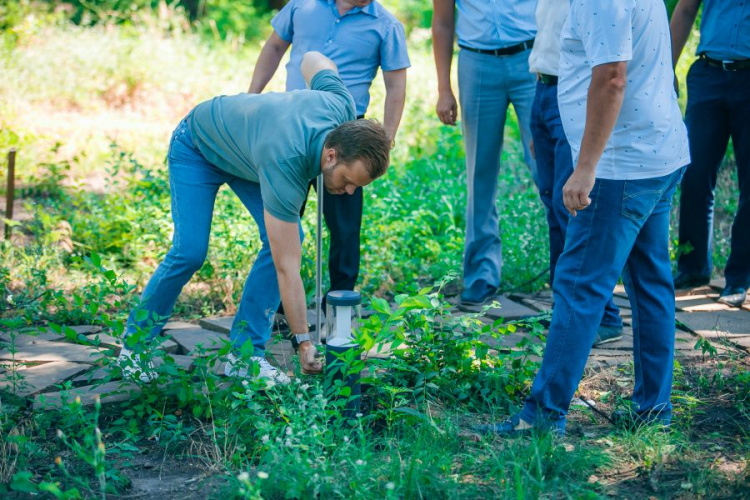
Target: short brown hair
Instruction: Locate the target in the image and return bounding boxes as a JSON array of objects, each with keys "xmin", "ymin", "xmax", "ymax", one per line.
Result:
[{"xmin": 324, "ymin": 119, "xmax": 390, "ymax": 179}]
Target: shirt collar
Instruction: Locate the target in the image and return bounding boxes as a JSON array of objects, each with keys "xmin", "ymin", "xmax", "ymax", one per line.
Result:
[{"xmin": 324, "ymin": 0, "xmax": 379, "ymax": 18}]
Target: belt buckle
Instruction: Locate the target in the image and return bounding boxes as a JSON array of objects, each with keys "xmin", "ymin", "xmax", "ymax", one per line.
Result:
[{"xmin": 722, "ymin": 60, "xmax": 735, "ymax": 71}]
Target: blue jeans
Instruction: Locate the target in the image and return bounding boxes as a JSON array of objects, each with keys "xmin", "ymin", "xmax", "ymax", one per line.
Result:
[
  {"xmin": 677, "ymin": 60, "xmax": 750, "ymax": 288},
  {"xmin": 125, "ymin": 120, "xmax": 303, "ymax": 356},
  {"xmin": 520, "ymin": 167, "xmax": 686, "ymax": 429},
  {"xmin": 530, "ymin": 80, "xmax": 621, "ymax": 327},
  {"xmin": 458, "ymin": 48, "xmax": 536, "ymax": 289}
]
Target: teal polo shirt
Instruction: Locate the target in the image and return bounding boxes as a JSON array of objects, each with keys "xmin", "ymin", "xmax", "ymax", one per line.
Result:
[{"xmin": 187, "ymin": 70, "xmax": 355, "ymax": 222}]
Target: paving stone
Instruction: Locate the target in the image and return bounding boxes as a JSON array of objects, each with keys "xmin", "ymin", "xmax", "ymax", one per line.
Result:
[
  {"xmin": 163, "ymin": 321, "xmax": 199, "ymax": 331},
  {"xmin": 459, "ymin": 295, "xmax": 537, "ymax": 320},
  {"xmin": 167, "ymin": 328, "xmax": 230, "ymax": 354},
  {"xmin": 34, "ymin": 380, "xmax": 142, "ymax": 410},
  {"xmin": 199, "ymin": 316, "xmax": 234, "ymax": 334},
  {"xmin": 613, "ymin": 285, "xmax": 628, "ymax": 298},
  {"xmin": 676, "ymin": 294, "xmax": 721, "ymax": 312},
  {"xmin": 613, "ymin": 296, "xmax": 632, "ymax": 309},
  {"xmin": 587, "ymin": 355, "xmax": 632, "ymax": 369},
  {"xmin": 675, "ymin": 285, "xmax": 713, "ymax": 297},
  {"xmin": 0, "ymin": 362, "xmax": 91, "ymax": 397},
  {"xmin": 3, "ymin": 331, "xmax": 67, "ymax": 346},
  {"xmin": 593, "ymin": 329, "xmax": 634, "ymax": 351},
  {"xmin": 676, "ymin": 310, "xmax": 750, "ymax": 346},
  {"xmin": 0, "ymin": 341, "xmax": 105, "ymax": 364},
  {"xmin": 69, "ymin": 325, "xmax": 102, "ymax": 335}
]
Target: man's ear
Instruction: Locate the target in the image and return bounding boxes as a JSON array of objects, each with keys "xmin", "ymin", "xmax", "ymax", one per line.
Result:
[{"xmin": 324, "ymin": 147, "xmax": 337, "ymax": 166}]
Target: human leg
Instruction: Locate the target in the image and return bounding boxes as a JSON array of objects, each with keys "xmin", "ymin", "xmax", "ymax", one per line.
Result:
[
  {"xmin": 458, "ymin": 49, "xmax": 510, "ymax": 293},
  {"xmin": 125, "ymin": 120, "xmax": 226, "ymax": 345},
  {"xmin": 676, "ymin": 62, "xmax": 731, "ymax": 284},
  {"xmin": 227, "ymin": 177, "xmax": 305, "ymax": 356},
  {"xmin": 723, "ymin": 70, "xmax": 750, "ymax": 291}
]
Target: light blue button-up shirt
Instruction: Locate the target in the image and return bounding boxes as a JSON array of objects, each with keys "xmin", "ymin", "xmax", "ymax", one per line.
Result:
[
  {"xmin": 696, "ymin": 0, "xmax": 750, "ymax": 60},
  {"xmin": 455, "ymin": 0, "xmax": 536, "ymax": 50},
  {"xmin": 272, "ymin": 0, "xmax": 410, "ymax": 116}
]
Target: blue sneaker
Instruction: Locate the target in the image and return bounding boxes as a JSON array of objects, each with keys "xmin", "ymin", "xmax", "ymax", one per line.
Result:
[
  {"xmin": 593, "ymin": 324, "xmax": 624, "ymax": 347},
  {"xmin": 460, "ymin": 280, "xmax": 498, "ymax": 307},
  {"xmin": 473, "ymin": 413, "xmax": 566, "ymax": 437}
]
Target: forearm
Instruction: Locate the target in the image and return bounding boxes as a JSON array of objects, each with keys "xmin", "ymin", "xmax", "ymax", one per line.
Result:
[
  {"xmin": 431, "ymin": 0, "xmax": 455, "ymax": 94},
  {"xmin": 277, "ymin": 270, "xmax": 309, "ymax": 334},
  {"xmin": 669, "ymin": 1, "xmax": 700, "ymax": 67},
  {"xmin": 248, "ymin": 36, "xmax": 288, "ymax": 93},
  {"xmin": 432, "ymin": 25, "xmax": 455, "ymax": 94},
  {"xmin": 382, "ymin": 71, "xmax": 406, "ymax": 141},
  {"xmin": 577, "ymin": 65, "xmax": 627, "ymax": 173}
]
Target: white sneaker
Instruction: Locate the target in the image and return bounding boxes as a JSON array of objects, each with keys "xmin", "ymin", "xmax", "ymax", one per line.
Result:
[
  {"xmin": 224, "ymin": 353, "xmax": 291, "ymax": 386},
  {"xmin": 117, "ymin": 348, "xmax": 157, "ymax": 382}
]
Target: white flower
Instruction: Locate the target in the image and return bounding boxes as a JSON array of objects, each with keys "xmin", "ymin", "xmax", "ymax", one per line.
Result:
[
  {"xmin": 300, "ymin": 384, "xmax": 310, "ymax": 391},
  {"xmin": 261, "ymin": 435, "xmax": 269, "ymax": 444},
  {"xmin": 257, "ymin": 471, "xmax": 269, "ymax": 480},
  {"xmin": 355, "ymin": 413, "xmax": 363, "ymax": 418},
  {"xmin": 355, "ymin": 459, "xmax": 364, "ymax": 466},
  {"xmin": 285, "ymin": 426, "xmax": 293, "ymax": 436},
  {"xmin": 343, "ymin": 436, "xmax": 349, "ymax": 443},
  {"xmin": 237, "ymin": 472, "xmax": 250, "ymax": 482},
  {"xmin": 386, "ymin": 482, "xmax": 395, "ymax": 490}
]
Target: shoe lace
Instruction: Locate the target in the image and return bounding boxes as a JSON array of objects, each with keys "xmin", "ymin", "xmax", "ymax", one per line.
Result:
[{"xmin": 255, "ymin": 357, "xmax": 277, "ymax": 372}]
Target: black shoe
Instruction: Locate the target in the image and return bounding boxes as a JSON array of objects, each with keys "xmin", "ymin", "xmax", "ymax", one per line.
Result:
[
  {"xmin": 593, "ymin": 324, "xmax": 624, "ymax": 347},
  {"xmin": 673, "ymin": 273, "xmax": 710, "ymax": 290},
  {"xmin": 459, "ymin": 280, "xmax": 498, "ymax": 307},
  {"xmin": 718, "ymin": 286, "xmax": 747, "ymax": 308}
]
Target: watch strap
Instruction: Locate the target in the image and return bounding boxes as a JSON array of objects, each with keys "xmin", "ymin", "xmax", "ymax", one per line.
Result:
[{"xmin": 291, "ymin": 333, "xmax": 312, "ymax": 351}]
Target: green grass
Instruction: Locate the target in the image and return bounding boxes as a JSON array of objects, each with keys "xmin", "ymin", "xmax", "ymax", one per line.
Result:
[{"xmin": 1, "ymin": 9, "xmax": 748, "ymax": 499}]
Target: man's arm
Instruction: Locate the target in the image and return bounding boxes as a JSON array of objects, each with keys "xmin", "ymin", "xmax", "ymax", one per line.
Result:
[
  {"xmin": 301, "ymin": 51, "xmax": 339, "ymax": 87},
  {"xmin": 563, "ymin": 62, "xmax": 627, "ymax": 216},
  {"xmin": 248, "ymin": 32, "xmax": 292, "ymax": 93},
  {"xmin": 670, "ymin": 0, "xmax": 701, "ymax": 67},
  {"xmin": 432, "ymin": 0, "xmax": 458, "ymax": 125},
  {"xmin": 382, "ymin": 69, "xmax": 407, "ymax": 142},
  {"xmin": 264, "ymin": 211, "xmax": 308, "ymax": 335}
]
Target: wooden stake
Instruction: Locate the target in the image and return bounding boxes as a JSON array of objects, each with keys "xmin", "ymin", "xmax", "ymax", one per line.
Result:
[{"xmin": 5, "ymin": 149, "xmax": 16, "ymax": 241}]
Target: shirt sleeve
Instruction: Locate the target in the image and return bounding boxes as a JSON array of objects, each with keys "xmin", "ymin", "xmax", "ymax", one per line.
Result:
[
  {"xmin": 310, "ymin": 70, "xmax": 356, "ymax": 120},
  {"xmin": 380, "ymin": 21, "xmax": 411, "ymax": 72},
  {"xmin": 259, "ymin": 157, "xmax": 309, "ymax": 223},
  {"xmin": 270, "ymin": 0, "xmax": 295, "ymax": 42},
  {"xmin": 576, "ymin": 1, "xmax": 635, "ymax": 67}
]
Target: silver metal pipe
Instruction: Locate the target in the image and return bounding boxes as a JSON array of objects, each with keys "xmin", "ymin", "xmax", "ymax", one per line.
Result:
[{"xmin": 314, "ymin": 173, "xmax": 324, "ymax": 344}]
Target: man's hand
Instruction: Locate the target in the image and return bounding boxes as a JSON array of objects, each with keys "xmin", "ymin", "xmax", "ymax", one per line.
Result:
[
  {"xmin": 436, "ymin": 90, "xmax": 458, "ymax": 125},
  {"xmin": 563, "ymin": 168, "xmax": 596, "ymax": 216},
  {"xmin": 301, "ymin": 51, "xmax": 338, "ymax": 87}
]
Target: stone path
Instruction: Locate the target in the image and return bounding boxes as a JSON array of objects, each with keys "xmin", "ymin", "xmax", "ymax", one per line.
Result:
[{"xmin": 1, "ymin": 282, "xmax": 746, "ymax": 409}]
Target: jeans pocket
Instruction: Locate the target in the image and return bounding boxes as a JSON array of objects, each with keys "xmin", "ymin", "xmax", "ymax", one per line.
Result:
[{"xmin": 621, "ymin": 177, "xmax": 670, "ymax": 222}]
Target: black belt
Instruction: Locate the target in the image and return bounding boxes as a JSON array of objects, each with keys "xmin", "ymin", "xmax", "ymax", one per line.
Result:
[
  {"xmin": 459, "ymin": 39, "xmax": 534, "ymax": 57},
  {"xmin": 537, "ymin": 73, "xmax": 558, "ymax": 85},
  {"xmin": 699, "ymin": 53, "xmax": 750, "ymax": 71}
]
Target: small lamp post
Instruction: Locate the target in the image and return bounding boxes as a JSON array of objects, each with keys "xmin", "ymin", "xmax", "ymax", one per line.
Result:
[{"xmin": 324, "ymin": 290, "xmax": 362, "ymax": 419}]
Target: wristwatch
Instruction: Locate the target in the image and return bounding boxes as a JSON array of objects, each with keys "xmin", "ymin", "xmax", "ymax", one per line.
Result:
[{"xmin": 290, "ymin": 333, "xmax": 312, "ymax": 352}]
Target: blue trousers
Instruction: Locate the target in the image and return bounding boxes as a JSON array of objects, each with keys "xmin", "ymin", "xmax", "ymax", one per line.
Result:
[
  {"xmin": 458, "ymin": 48, "xmax": 536, "ymax": 289},
  {"xmin": 125, "ymin": 120, "xmax": 303, "ymax": 355},
  {"xmin": 677, "ymin": 60, "xmax": 750, "ymax": 288},
  {"xmin": 520, "ymin": 168, "xmax": 686, "ymax": 429},
  {"xmin": 530, "ymin": 80, "xmax": 621, "ymax": 327}
]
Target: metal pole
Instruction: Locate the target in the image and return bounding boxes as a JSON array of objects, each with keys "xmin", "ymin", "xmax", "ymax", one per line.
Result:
[
  {"xmin": 314, "ymin": 173, "xmax": 324, "ymax": 344},
  {"xmin": 4, "ymin": 149, "xmax": 16, "ymax": 241}
]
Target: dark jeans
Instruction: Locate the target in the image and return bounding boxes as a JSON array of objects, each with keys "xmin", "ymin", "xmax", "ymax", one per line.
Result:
[
  {"xmin": 303, "ymin": 179, "xmax": 363, "ymax": 307},
  {"xmin": 677, "ymin": 60, "xmax": 750, "ymax": 288},
  {"xmin": 521, "ymin": 168, "xmax": 686, "ymax": 430},
  {"xmin": 530, "ymin": 80, "xmax": 621, "ymax": 327}
]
